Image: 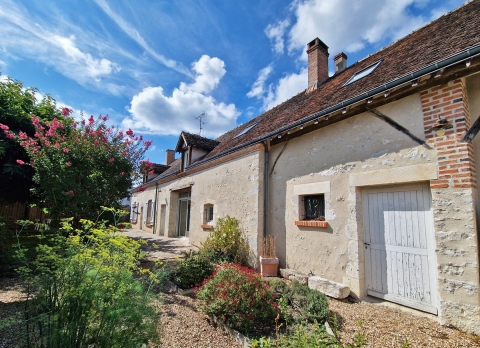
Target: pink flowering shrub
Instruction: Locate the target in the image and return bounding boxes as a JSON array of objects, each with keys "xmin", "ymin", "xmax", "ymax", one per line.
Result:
[
  {"xmin": 0, "ymin": 110, "xmax": 152, "ymax": 222},
  {"xmin": 196, "ymin": 263, "xmax": 278, "ymax": 334}
]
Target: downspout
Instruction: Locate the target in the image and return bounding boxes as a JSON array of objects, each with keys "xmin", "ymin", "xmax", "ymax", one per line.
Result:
[
  {"xmin": 153, "ymin": 182, "xmax": 159, "ymax": 234},
  {"xmin": 262, "ymin": 140, "xmax": 270, "ymax": 239}
]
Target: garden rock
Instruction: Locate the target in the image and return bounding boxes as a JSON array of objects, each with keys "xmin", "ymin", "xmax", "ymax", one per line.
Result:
[
  {"xmin": 308, "ymin": 276, "xmax": 350, "ymax": 299},
  {"xmin": 280, "ymin": 268, "xmax": 309, "ymax": 285}
]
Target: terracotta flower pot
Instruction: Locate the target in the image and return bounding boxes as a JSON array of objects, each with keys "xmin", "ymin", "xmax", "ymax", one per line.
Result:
[{"xmin": 260, "ymin": 256, "xmax": 279, "ymax": 277}]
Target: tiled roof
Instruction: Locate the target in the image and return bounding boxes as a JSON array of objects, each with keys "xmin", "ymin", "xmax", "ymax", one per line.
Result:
[
  {"xmin": 152, "ymin": 163, "xmax": 169, "ymax": 173},
  {"xmin": 175, "ymin": 131, "xmax": 220, "ymax": 152},
  {"xmin": 136, "ymin": 1, "xmax": 480, "ymax": 190},
  {"xmin": 150, "ymin": 158, "xmax": 181, "ymax": 182},
  {"xmin": 204, "ymin": 0, "xmax": 480, "ymax": 159}
]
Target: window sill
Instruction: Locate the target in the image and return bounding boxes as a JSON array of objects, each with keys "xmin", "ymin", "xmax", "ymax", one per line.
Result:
[
  {"xmin": 295, "ymin": 220, "xmax": 328, "ymax": 228},
  {"xmin": 201, "ymin": 224, "xmax": 214, "ymax": 230}
]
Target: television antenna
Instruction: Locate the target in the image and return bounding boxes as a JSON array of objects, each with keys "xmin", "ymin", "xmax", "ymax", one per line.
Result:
[{"xmin": 193, "ymin": 111, "xmax": 206, "ymax": 136}]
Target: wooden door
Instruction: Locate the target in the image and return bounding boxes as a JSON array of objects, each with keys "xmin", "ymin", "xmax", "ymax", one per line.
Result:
[{"xmin": 363, "ymin": 184, "xmax": 437, "ymax": 314}]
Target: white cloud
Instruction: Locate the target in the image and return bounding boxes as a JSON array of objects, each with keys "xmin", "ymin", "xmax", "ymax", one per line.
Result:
[
  {"xmin": 180, "ymin": 55, "xmax": 225, "ymax": 94},
  {"xmin": 263, "ymin": 68, "xmax": 307, "ymax": 110},
  {"xmin": 92, "ymin": 0, "xmax": 193, "ymax": 78},
  {"xmin": 265, "ymin": 19, "xmax": 290, "ymax": 54},
  {"xmin": 0, "ymin": 0, "xmax": 123, "ymax": 92},
  {"xmin": 255, "ymin": 0, "xmax": 453, "ymax": 111},
  {"xmin": 51, "ymin": 35, "xmax": 119, "ymax": 81},
  {"xmin": 287, "ymin": 0, "xmax": 432, "ymax": 58},
  {"xmin": 247, "ymin": 65, "xmax": 273, "ymax": 99},
  {"xmin": 247, "ymin": 65, "xmax": 306, "ymax": 111},
  {"xmin": 123, "ymin": 55, "xmax": 239, "ymax": 138}
]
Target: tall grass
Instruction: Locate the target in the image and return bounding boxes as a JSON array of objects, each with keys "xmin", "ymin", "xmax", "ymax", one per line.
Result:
[{"xmin": 15, "ymin": 214, "xmax": 161, "ymax": 347}]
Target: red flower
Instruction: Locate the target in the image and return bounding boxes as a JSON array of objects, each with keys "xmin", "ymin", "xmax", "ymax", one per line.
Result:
[
  {"xmin": 63, "ymin": 148, "xmax": 70, "ymax": 153},
  {"xmin": 66, "ymin": 190, "xmax": 74, "ymax": 196},
  {"xmin": 65, "ymin": 162, "xmax": 72, "ymax": 167},
  {"xmin": 61, "ymin": 107, "xmax": 70, "ymax": 116},
  {"xmin": 16, "ymin": 159, "xmax": 25, "ymax": 165},
  {"xmin": 108, "ymin": 158, "xmax": 114, "ymax": 163}
]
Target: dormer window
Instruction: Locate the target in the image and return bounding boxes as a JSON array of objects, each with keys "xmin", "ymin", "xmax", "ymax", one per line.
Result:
[
  {"xmin": 175, "ymin": 131, "xmax": 220, "ymax": 172},
  {"xmin": 343, "ymin": 60, "xmax": 382, "ymax": 86},
  {"xmin": 183, "ymin": 149, "xmax": 189, "ymax": 169}
]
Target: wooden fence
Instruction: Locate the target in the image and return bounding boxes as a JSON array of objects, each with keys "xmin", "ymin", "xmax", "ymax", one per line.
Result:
[{"xmin": 0, "ymin": 202, "xmax": 48, "ymax": 227}]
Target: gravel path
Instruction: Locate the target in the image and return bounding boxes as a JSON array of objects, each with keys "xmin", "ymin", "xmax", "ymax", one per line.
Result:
[
  {"xmin": 328, "ymin": 298, "xmax": 480, "ymax": 347},
  {"xmin": 157, "ymin": 293, "xmax": 240, "ymax": 348},
  {"xmin": 0, "ymin": 277, "xmax": 27, "ymax": 348},
  {"xmin": 2, "ymin": 276, "xmax": 479, "ymax": 347}
]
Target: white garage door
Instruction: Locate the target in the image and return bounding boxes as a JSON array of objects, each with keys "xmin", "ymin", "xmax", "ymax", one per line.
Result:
[{"xmin": 362, "ymin": 184, "xmax": 437, "ymax": 314}]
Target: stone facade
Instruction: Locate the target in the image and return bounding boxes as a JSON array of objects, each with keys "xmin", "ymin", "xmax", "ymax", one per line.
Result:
[
  {"xmin": 265, "ymin": 77, "xmax": 480, "ymax": 334},
  {"xmin": 130, "ymin": 76, "xmax": 480, "ymax": 334},
  {"xmin": 130, "ymin": 148, "xmax": 265, "ymax": 264},
  {"xmin": 421, "ymin": 78, "xmax": 480, "ymax": 332}
]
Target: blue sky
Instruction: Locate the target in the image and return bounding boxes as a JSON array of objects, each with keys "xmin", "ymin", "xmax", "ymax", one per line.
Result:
[{"xmin": 0, "ymin": 0, "xmax": 465, "ymax": 164}]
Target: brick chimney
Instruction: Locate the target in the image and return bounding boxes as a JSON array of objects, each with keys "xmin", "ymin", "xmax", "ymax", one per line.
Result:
[
  {"xmin": 307, "ymin": 38, "xmax": 329, "ymax": 90},
  {"xmin": 334, "ymin": 52, "xmax": 348, "ymax": 73},
  {"xmin": 165, "ymin": 149, "xmax": 175, "ymax": 165}
]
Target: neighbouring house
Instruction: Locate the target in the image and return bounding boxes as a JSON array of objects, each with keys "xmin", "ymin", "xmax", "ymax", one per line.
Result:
[{"xmin": 130, "ymin": 1, "xmax": 480, "ymax": 334}]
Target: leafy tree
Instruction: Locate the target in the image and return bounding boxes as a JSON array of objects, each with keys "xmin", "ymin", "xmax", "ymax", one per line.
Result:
[
  {"xmin": 0, "ymin": 74, "xmax": 65, "ymax": 203},
  {"xmin": 1, "ymin": 110, "xmax": 152, "ymax": 223}
]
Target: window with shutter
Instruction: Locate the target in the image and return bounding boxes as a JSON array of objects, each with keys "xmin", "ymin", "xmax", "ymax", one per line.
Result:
[
  {"xmin": 204, "ymin": 204, "xmax": 214, "ymax": 224},
  {"xmin": 144, "ymin": 201, "xmax": 148, "ymax": 224},
  {"xmin": 150, "ymin": 199, "xmax": 155, "ymax": 224}
]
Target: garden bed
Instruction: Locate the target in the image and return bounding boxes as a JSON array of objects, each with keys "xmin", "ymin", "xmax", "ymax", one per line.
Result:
[{"xmin": 2, "ymin": 275, "xmax": 480, "ymax": 347}]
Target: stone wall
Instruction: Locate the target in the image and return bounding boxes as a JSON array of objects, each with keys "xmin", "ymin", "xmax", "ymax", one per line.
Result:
[{"xmin": 421, "ymin": 78, "xmax": 480, "ymax": 334}]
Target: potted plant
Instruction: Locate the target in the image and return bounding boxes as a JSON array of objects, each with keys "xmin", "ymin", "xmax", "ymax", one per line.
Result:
[{"xmin": 259, "ymin": 235, "xmax": 279, "ymax": 277}]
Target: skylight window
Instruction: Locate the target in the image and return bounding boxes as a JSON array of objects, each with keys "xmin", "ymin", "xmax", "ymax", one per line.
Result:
[
  {"xmin": 234, "ymin": 121, "xmax": 259, "ymax": 138},
  {"xmin": 344, "ymin": 60, "xmax": 382, "ymax": 86}
]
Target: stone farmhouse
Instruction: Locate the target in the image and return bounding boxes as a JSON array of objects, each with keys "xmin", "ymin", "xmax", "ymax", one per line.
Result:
[{"xmin": 130, "ymin": 1, "xmax": 480, "ymax": 334}]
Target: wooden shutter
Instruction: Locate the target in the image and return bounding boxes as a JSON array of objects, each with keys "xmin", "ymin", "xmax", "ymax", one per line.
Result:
[
  {"xmin": 150, "ymin": 199, "xmax": 155, "ymax": 224},
  {"xmin": 144, "ymin": 201, "xmax": 148, "ymax": 224}
]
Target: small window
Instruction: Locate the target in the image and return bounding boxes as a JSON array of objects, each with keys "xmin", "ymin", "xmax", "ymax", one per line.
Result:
[
  {"xmin": 234, "ymin": 121, "xmax": 259, "ymax": 138},
  {"xmin": 343, "ymin": 60, "xmax": 382, "ymax": 86},
  {"xmin": 302, "ymin": 195, "xmax": 325, "ymax": 220},
  {"xmin": 183, "ymin": 150, "xmax": 189, "ymax": 169},
  {"xmin": 204, "ymin": 204, "xmax": 214, "ymax": 225}
]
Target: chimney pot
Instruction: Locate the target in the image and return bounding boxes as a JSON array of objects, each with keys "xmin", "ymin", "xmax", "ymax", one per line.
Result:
[
  {"xmin": 306, "ymin": 38, "xmax": 329, "ymax": 91},
  {"xmin": 166, "ymin": 149, "xmax": 175, "ymax": 165},
  {"xmin": 334, "ymin": 52, "xmax": 348, "ymax": 73}
]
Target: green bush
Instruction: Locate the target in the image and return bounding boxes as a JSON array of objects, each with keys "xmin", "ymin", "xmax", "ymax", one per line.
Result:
[
  {"xmin": 15, "ymin": 217, "xmax": 161, "ymax": 347},
  {"xmin": 196, "ymin": 263, "xmax": 278, "ymax": 334},
  {"xmin": 173, "ymin": 250, "xmax": 214, "ymax": 289},
  {"xmin": 252, "ymin": 322, "xmax": 367, "ymax": 348},
  {"xmin": 284, "ymin": 281, "xmax": 329, "ymax": 324},
  {"xmin": 201, "ymin": 215, "xmax": 250, "ymax": 265}
]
